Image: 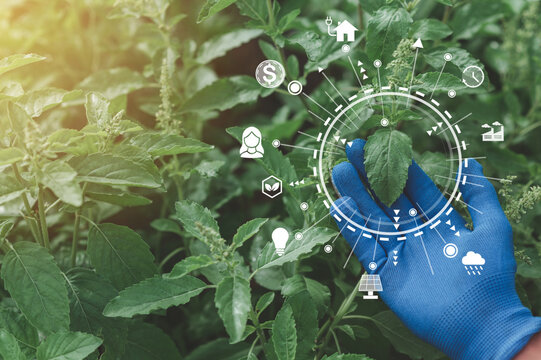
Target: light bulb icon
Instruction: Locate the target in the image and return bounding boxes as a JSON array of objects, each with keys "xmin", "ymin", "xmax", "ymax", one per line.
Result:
[{"xmin": 272, "ymin": 227, "xmax": 289, "ymax": 256}]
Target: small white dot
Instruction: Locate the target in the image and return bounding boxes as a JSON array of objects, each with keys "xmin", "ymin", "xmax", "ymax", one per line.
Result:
[
  {"xmin": 369, "ymin": 262, "xmax": 378, "ymax": 270},
  {"xmin": 373, "ymin": 59, "xmax": 382, "ymax": 68},
  {"xmin": 448, "ymin": 89, "xmax": 456, "ymax": 98},
  {"xmin": 444, "ymin": 53, "xmax": 452, "ymax": 61},
  {"xmin": 380, "ymin": 118, "xmax": 389, "ymax": 127},
  {"xmin": 300, "ymin": 202, "xmax": 309, "ymax": 211},
  {"xmin": 287, "ymin": 81, "xmax": 303, "ymax": 95},
  {"xmin": 272, "ymin": 139, "xmax": 280, "ymax": 148},
  {"xmin": 443, "ymin": 243, "xmax": 458, "ymax": 258},
  {"xmin": 409, "ymin": 208, "xmax": 417, "ymax": 217},
  {"xmin": 341, "ymin": 44, "xmax": 350, "ymax": 53},
  {"xmin": 324, "ymin": 244, "xmax": 332, "ymax": 253},
  {"xmin": 295, "ymin": 232, "xmax": 303, "ymax": 240}
]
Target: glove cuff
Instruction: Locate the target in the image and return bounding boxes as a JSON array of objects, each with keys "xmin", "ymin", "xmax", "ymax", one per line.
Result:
[{"xmin": 429, "ymin": 272, "xmax": 541, "ymax": 360}]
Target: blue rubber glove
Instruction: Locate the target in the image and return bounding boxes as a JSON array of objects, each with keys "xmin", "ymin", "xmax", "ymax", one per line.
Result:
[{"xmin": 331, "ymin": 139, "xmax": 541, "ymax": 360}]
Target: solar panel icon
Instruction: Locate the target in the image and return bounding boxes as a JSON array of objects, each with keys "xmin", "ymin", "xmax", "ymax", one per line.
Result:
[{"xmin": 359, "ymin": 273, "xmax": 383, "ymax": 299}]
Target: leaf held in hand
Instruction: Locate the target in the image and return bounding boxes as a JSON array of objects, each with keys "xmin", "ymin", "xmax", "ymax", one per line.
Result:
[{"xmin": 364, "ymin": 129, "xmax": 412, "ymax": 206}]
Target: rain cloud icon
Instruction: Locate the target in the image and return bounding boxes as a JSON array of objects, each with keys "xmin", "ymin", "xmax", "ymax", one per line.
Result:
[{"xmin": 462, "ymin": 251, "xmax": 485, "ymax": 276}]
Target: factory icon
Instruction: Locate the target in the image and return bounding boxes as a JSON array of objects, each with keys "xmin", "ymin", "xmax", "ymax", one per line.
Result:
[{"xmin": 481, "ymin": 121, "xmax": 504, "ymax": 142}]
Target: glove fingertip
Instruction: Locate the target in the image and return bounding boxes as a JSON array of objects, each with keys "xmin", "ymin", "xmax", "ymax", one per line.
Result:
[{"xmin": 463, "ymin": 158, "xmax": 483, "ymax": 175}]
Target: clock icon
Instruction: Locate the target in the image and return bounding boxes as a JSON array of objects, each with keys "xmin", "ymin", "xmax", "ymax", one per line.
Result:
[{"xmin": 462, "ymin": 65, "xmax": 484, "ymax": 88}]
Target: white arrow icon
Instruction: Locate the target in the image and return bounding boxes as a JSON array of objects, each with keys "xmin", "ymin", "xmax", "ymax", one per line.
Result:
[{"xmin": 413, "ymin": 38, "xmax": 424, "ymax": 49}]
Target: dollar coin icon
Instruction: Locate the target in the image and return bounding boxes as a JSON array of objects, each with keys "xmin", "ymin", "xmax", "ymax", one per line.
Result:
[{"xmin": 255, "ymin": 60, "xmax": 286, "ymax": 88}]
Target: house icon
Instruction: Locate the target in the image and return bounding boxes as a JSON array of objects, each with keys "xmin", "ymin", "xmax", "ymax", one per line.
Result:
[{"xmin": 334, "ymin": 20, "xmax": 358, "ymax": 42}]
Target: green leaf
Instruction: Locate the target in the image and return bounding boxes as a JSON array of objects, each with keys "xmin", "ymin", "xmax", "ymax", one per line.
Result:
[
  {"xmin": 359, "ymin": 0, "xmax": 386, "ymax": 13},
  {"xmin": 16, "ymin": 88, "xmax": 82, "ymax": 117},
  {"xmin": 337, "ymin": 325, "xmax": 355, "ymax": 340},
  {"xmin": 112, "ymin": 144, "xmax": 161, "ymax": 185},
  {"xmin": 175, "ymin": 200, "xmax": 221, "ymax": 242},
  {"xmin": 36, "ymin": 331, "xmax": 102, "ymax": 360},
  {"xmin": 409, "ymin": 19, "xmax": 452, "ymax": 40},
  {"xmin": 39, "ymin": 160, "xmax": 83, "ymax": 207},
  {"xmin": 196, "ymin": 29, "xmax": 263, "ymax": 64},
  {"xmin": 364, "ymin": 129, "xmax": 413, "ymax": 206},
  {"xmin": 289, "ymin": 32, "xmax": 323, "ymax": 62},
  {"xmin": 86, "ymin": 186, "xmax": 151, "ymax": 207},
  {"xmin": 371, "ymin": 311, "xmax": 443, "ymax": 359},
  {"xmin": 416, "ymin": 151, "xmax": 448, "ymax": 188},
  {"xmin": 77, "ymin": 68, "xmax": 148, "ymax": 100},
  {"xmin": 122, "ymin": 322, "xmax": 181, "ymax": 360},
  {"xmin": 168, "ymin": 255, "xmax": 216, "ymax": 279},
  {"xmin": 414, "ymin": 72, "xmax": 467, "ymax": 94},
  {"xmin": 85, "ymin": 92, "xmax": 110, "ymax": 125},
  {"xmin": 69, "ymin": 154, "xmax": 162, "ymax": 188},
  {"xmin": 181, "ymin": 76, "xmax": 262, "ymax": 113},
  {"xmin": 103, "ymin": 275, "xmax": 207, "ymax": 318},
  {"xmin": 0, "ymin": 173, "xmax": 24, "ymax": 205},
  {"xmin": 0, "ymin": 329, "xmax": 25, "ymax": 360},
  {"xmin": 424, "ymin": 47, "xmax": 484, "ymax": 76},
  {"xmin": 0, "ymin": 148, "xmax": 25, "ymax": 166},
  {"xmin": 1, "ymin": 242, "xmax": 70, "ymax": 334},
  {"xmin": 192, "ymin": 160, "xmax": 225, "ymax": 178},
  {"xmin": 433, "ymin": 0, "xmax": 454, "ymax": 5},
  {"xmin": 87, "ymin": 223, "xmax": 157, "ymax": 290},
  {"xmin": 322, "ymin": 354, "xmax": 374, "ymax": 360},
  {"xmin": 277, "ymin": 9, "xmax": 300, "ymax": 32},
  {"xmin": 150, "ymin": 218, "xmax": 182, "ymax": 235},
  {"xmin": 197, "ymin": 0, "xmax": 238, "ymax": 23},
  {"xmin": 47, "ymin": 129, "xmax": 98, "ymax": 156},
  {"xmin": 0, "ymin": 102, "xmax": 29, "ymax": 136},
  {"xmin": 285, "ymin": 291, "xmax": 317, "ymax": 360},
  {"xmin": 130, "ymin": 133, "xmax": 213, "ymax": 156},
  {"xmin": 281, "ymin": 276, "xmax": 330, "ymax": 317},
  {"xmin": 64, "ymin": 268, "xmax": 127, "ymax": 360},
  {"xmin": 184, "ymin": 338, "xmax": 253, "ymax": 360},
  {"xmin": 0, "ymin": 305, "xmax": 38, "ymax": 357},
  {"xmin": 0, "ymin": 54, "xmax": 45, "ymax": 77},
  {"xmin": 214, "ymin": 276, "xmax": 251, "ymax": 343},
  {"xmin": 236, "ymin": 0, "xmax": 268, "ymax": 24},
  {"xmin": 255, "ymin": 292, "xmax": 275, "ymax": 314},
  {"xmin": 366, "ymin": 7, "xmax": 412, "ymax": 64},
  {"xmin": 232, "ymin": 218, "xmax": 268, "ymax": 248},
  {"xmin": 259, "ymin": 40, "xmax": 281, "ymax": 61},
  {"xmin": 258, "ymin": 227, "xmax": 336, "ymax": 270},
  {"xmin": 271, "ymin": 304, "xmax": 296, "ymax": 360},
  {"xmin": 450, "ymin": 0, "xmax": 509, "ymax": 40}
]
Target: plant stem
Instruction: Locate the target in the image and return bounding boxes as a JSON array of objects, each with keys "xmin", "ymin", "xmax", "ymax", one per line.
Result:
[
  {"xmin": 158, "ymin": 246, "xmax": 184, "ymax": 271},
  {"xmin": 331, "ymin": 330, "xmax": 341, "ymax": 354},
  {"xmin": 342, "ymin": 314, "xmax": 371, "ymax": 321},
  {"xmin": 266, "ymin": 0, "xmax": 275, "ymax": 28},
  {"xmin": 11, "ymin": 164, "xmax": 42, "ymax": 245},
  {"xmin": 442, "ymin": 6, "xmax": 451, "ymax": 24},
  {"xmin": 37, "ymin": 185, "xmax": 50, "ymax": 250},
  {"xmin": 71, "ymin": 183, "xmax": 88, "ymax": 267},
  {"xmin": 316, "ymin": 280, "xmax": 360, "ymax": 359},
  {"xmin": 249, "ymin": 308, "xmax": 267, "ymax": 346},
  {"xmin": 70, "ymin": 212, "xmax": 81, "ymax": 267}
]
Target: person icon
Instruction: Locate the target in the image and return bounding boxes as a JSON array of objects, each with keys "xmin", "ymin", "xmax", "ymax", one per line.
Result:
[{"xmin": 240, "ymin": 127, "xmax": 264, "ymax": 159}]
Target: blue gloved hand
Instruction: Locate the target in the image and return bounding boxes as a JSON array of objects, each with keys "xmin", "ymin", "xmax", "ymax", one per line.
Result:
[{"xmin": 331, "ymin": 139, "xmax": 541, "ymax": 360}]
